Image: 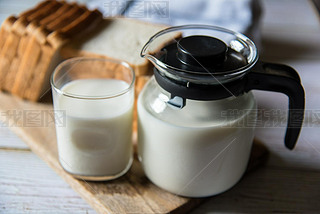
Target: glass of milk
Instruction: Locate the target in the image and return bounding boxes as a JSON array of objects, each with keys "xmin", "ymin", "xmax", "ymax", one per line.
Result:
[{"xmin": 51, "ymin": 57, "xmax": 135, "ymax": 181}]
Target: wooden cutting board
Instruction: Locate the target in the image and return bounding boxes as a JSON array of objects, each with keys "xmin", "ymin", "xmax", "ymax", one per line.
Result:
[{"xmin": 0, "ymin": 91, "xmax": 268, "ymax": 214}]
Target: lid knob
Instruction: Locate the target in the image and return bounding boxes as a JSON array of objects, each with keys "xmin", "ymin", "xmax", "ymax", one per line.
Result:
[{"xmin": 177, "ymin": 35, "xmax": 227, "ymax": 68}]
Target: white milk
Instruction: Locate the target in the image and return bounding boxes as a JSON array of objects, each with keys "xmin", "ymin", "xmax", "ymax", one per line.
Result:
[
  {"xmin": 53, "ymin": 79, "xmax": 133, "ymax": 178},
  {"xmin": 137, "ymin": 78, "xmax": 256, "ymax": 197}
]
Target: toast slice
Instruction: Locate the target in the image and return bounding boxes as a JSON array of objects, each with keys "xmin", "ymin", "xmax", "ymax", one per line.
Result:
[
  {"xmin": 0, "ymin": 16, "xmax": 17, "ymax": 50},
  {"xmin": 0, "ymin": 16, "xmax": 20, "ymax": 87}
]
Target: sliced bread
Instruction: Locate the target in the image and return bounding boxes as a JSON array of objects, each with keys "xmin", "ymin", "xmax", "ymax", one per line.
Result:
[{"xmin": 0, "ymin": 0, "xmax": 103, "ymax": 101}]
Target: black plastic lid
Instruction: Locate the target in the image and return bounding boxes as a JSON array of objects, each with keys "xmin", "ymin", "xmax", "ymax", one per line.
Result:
[
  {"xmin": 161, "ymin": 35, "xmax": 248, "ymax": 74},
  {"xmin": 177, "ymin": 36, "xmax": 227, "ymax": 68}
]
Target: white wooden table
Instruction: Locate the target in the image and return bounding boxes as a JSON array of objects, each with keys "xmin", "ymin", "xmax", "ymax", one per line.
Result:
[{"xmin": 1, "ymin": 0, "xmax": 320, "ymax": 213}]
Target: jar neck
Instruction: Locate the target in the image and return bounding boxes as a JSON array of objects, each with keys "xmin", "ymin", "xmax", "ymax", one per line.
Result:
[
  {"xmin": 139, "ymin": 77, "xmax": 257, "ymax": 128},
  {"xmin": 154, "ymin": 68, "xmax": 248, "ymax": 101}
]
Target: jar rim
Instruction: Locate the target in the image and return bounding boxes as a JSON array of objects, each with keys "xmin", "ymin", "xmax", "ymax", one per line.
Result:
[{"xmin": 141, "ymin": 25, "xmax": 259, "ymax": 85}]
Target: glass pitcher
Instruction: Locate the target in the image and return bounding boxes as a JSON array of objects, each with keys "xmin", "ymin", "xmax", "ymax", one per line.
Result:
[{"xmin": 137, "ymin": 25, "xmax": 305, "ymax": 197}]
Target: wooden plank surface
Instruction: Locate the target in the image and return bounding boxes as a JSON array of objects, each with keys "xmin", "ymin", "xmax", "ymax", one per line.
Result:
[
  {"xmin": 0, "ymin": 150, "xmax": 96, "ymax": 214},
  {"xmin": 191, "ymin": 167, "xmax": 320, "ymax": 214}
]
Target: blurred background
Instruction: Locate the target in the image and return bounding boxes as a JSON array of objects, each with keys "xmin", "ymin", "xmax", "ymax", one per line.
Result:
[{"xmin": 1, "ymin": 0, "xmax": 320, "ymax": 213}]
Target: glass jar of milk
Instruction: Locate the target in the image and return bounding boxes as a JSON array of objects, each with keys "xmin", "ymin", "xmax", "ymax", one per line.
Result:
[
  {"xmin": 138, "ymin": 25, "xmax": 305, "ymax": 197},
  {"xmin": 51, "ymin": 58, "xmax": 135, "ymax": 181},
  {"xmin": 138, "ymin": 77, "xmax": 257, "ymax": 197}
]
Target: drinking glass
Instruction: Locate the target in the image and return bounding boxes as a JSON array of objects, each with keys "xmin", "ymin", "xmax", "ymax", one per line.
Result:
[{"xmin": 51, "ymin": 57, "xmax": 135, "ymax": 181}]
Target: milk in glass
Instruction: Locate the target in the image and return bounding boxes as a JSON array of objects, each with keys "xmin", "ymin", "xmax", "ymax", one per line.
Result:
[{"xmin": 53, "ymin": 79, "xmax": 133, "ymax": 178}]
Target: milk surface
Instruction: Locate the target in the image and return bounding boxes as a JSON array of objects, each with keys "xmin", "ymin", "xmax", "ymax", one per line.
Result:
[
  {"xmin": 137, "ymin": 78, "xmax": 256, "ymax": 197},
  {"xmin": 53, "ymin": 79, "xmax": 133, "ymax": 177}
]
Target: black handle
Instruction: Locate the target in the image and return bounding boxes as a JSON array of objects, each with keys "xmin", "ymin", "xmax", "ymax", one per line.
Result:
[{"xmin": 245, "ymin": 61, "xmax": 305, "ymax": 150}]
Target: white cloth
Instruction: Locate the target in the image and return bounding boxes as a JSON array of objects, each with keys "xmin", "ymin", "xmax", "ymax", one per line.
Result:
[{"xmin": 87, "ymin": 0, "xmax": 261, "ymax": 41}]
